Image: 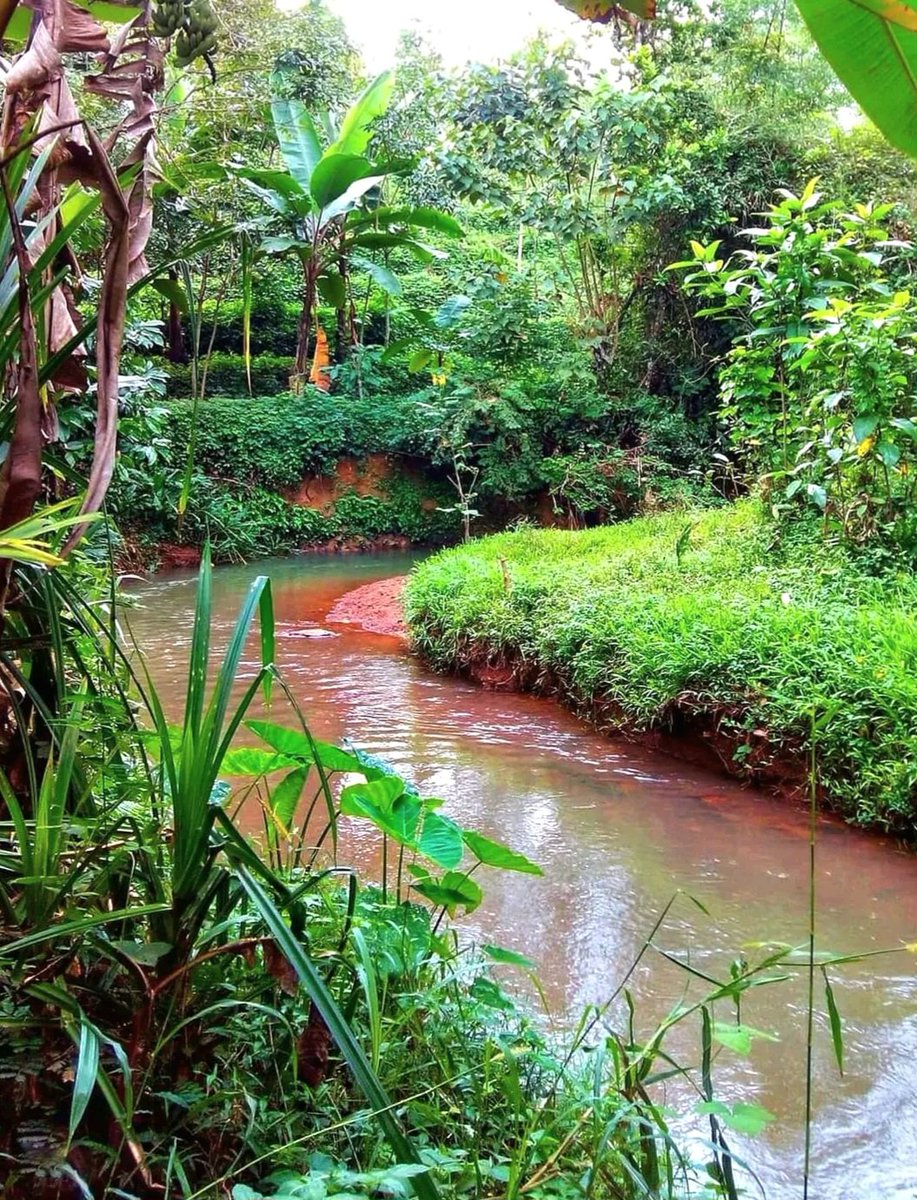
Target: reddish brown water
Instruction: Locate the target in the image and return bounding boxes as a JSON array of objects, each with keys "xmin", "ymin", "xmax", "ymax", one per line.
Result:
[{"xmin": 127, "ymin": 554, "xmax": 917, "ymax": 1200}]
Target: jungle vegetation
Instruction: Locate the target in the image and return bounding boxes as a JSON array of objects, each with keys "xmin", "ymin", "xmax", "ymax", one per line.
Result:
[{"xmin": 2, "ymin": 0, "xmax": 917, "ymax": 1197}]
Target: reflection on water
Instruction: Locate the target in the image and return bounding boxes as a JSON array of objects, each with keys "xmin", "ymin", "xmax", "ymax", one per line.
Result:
[{"xmin": 126, "ymin": 553, "xmax": 917, "ymax": 1200}]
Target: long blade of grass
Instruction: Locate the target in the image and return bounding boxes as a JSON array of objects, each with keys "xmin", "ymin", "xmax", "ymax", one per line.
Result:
[
  {"xmin": 68, "ymin": 1018, "xmax": 100, "ymax": 1142},
  {"xmin": 233, "ymin": 865, "xmax": 440, "ymax": 1200}
]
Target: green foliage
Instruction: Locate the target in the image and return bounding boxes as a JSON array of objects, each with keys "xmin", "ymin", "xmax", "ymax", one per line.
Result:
[
  {"xmin": 406, "ymin": 501, "xmax": 917, "ymax": 831},
  {"xmin": 165, "ymin": 352, "xmax": 296, "ymax": 398},
  {"xmin": 680, "ymin": 186, "xmax": 917, "ymax": 551}
]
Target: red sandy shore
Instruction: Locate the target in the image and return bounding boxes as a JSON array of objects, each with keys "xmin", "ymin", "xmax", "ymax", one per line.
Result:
[{"xmin": 326, "ymin": 576, "xmax": 408, "ymax": 638}]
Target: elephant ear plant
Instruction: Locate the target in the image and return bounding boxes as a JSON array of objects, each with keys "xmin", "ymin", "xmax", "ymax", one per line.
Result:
[{"xmin": 4, "ymin": 543, "xmax": 558, "ymax": 1194}]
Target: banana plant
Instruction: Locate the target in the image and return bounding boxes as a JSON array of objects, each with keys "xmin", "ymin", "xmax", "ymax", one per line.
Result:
[{"xmin": 239, "ymin": 72, "xmax": 462, "ymax": 388}]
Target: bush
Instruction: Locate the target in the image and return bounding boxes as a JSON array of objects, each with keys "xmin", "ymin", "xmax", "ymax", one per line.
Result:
[
  {"xmin": 406, "ymin": 500, "xmax": 917, "ymax": 832},
  {"xmin": 165, "ymin": 352, "xmax": 296, "ymax": 398}
]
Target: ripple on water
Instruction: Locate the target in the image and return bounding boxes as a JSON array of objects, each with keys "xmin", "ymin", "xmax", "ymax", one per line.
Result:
[{"xmin": 127, "ymin": 555, "xmax": 917, "ymax": 1200}]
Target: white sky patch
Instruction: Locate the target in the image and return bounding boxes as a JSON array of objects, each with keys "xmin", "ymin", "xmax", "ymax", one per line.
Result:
[{"xmin": 281, "ymin": 0, "xmax": 612, "ymax": 70}]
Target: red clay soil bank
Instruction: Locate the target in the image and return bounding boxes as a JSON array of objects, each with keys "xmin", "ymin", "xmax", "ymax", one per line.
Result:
[
  {"xmin": 326, "ymin": 578, "xmax": 810, "ymax": 809},
  {"xmin": 326, "ymin": 576, "xmax": 407, "ymax": 638}
]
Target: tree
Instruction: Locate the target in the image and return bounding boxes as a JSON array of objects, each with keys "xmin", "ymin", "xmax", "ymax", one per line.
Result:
[{"xmin": 241, "ymin": 73, "xmax": 462, "ymax": 387}]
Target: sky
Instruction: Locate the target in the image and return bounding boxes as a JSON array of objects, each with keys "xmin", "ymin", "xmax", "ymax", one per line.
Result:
[{"xmin": 319, "ymin": 0, "xmax": 603, "ymax": 70}]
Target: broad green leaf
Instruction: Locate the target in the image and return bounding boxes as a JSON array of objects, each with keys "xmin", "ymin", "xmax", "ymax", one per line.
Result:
[
  {"xmin": 462, "ymin": 831, "xmax": 543, "ymax": 876},
  {"xmin": 246, "ymin": 721, "xmax": 366, "ymax": 774},
  {"xmin": 470, "ymin": 975, "xmax": 516, "ymax": 1011},
  {"xmin": 413, "ymin": 871, "xmax": 483, "ymax": 916},
  {"xmin": 434, "ymin": 295, "xmax": 472, "ymax": 330},
  {"xmin": 852, "ymin": 415, "xmax": 879, "ymax": 444},
  {"xmin": 482, "ymin": 944, "xmax": 538, "ymax": 969},
  {"xmin": 408, "ymin": 349, "xmax": 433, "ymax": 372},
  {"xmin": 340, "ymin": 776, "xmax": 406, "ymax": 820},
  {"xmin": 311, "ymin": 153, "xmax": 377, "ymax": 208},
  {"xmin": 327, "ymin": 71, "xmax": 396, "ymax": 158},
  {"xmin": 796, "ymin": 0, "xmax": 917, "ymax": 159},
  {"xmin": 271, "ymin": 97, "xmax": 323, "ymax": 189},
  {"xmin": 150, "ymin": 277, "xmax": 188, "ymax": 312},
  {"xmin": 320, "ymin": 174, "xmax": 387, "ymax": 222},
  {"xmin": 352, "ymin": 255, "xmax": 403, "ymax": 297},
  {"xmin": 418, "ymin": 812, "xmax": 464, "ymax": 868},
  {"xmin": 220, "ymin": 747, "xmax": 297, "ymax": 777},
  {"xmin": 351, "ymin": 206, "xmax": 464, "ymax": 238},
  {"xmin": 270, "ymin": 767, "xmax": 309, "ymax": 831},
  {"xmin": 316, "ymin": 272, "xmax": 347, "ymax": 308}
]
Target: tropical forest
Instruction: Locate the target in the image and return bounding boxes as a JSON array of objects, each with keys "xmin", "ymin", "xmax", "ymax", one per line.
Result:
[{"xmin": 3, "ymin": 0, "xmax": 917, "ymax": 1196}]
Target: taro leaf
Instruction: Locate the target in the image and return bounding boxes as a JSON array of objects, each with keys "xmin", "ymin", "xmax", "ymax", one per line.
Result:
[
  {"xmin": 462, "ymin": 830, "xmax": 543, "ymax": 876},
  {"xmin": 712, "ymin": 1022, "xmax": 779, "ymax": 1055},
  {"xmin": 381, "ymin": 794, "xmax": 423, "ymax": 845},
  {"xmin": 220, "ymin": 747, "xmax": 298, "ymax": 777},
  {"xmin": 418, "ymin": 811, "xmax": 464, "ymax": 869},
  {"xmin": 412, "ymin": 871, "xmax": 483, "ymax": 916},
  {"xmin": 340, "ymin": 776, "xmax": 406, "ymax": 818},
  {"xmin": 434, "ymin": 294, "xmax": 472, "ymax": 330},
  {"xmin": 246, "ymin": 721, "xmax": 365, "ymax": 774},
  {"xmin": 408, "ymin": 349, "xmax": 433, "ymax": 373},
  {"xmin": 482, "ymin": 944, "xmax": 538, "ymax": 970},
  {"xmin": 270, "ymin": 767, "xmax": 310, "ymax": 832},
  {"xmin": 470, "ymin": 975, "xmax": 516, "ymax": 1012}
]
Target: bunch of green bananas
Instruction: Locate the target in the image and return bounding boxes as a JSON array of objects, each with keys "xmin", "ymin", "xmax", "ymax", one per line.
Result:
[
  {"xmin": 151, "ymin": 0, "xmax": 218, "ymax": 65},
  {"xmin": 175, "ymin": 0, "xmax": 217, "ymax": 66},
  {"xmin": 151, "ymin": 0, "xmax": 184, "ymax": 38}
]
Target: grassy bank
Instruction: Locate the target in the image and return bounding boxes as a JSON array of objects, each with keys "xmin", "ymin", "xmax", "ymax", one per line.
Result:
[{"xmin": 405, "ymin": 502, "xmax": 917, "ymax": 833}]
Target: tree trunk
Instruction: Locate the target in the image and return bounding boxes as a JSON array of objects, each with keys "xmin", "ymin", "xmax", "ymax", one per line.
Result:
[
  {"xmin": 291, "ymin": 270, "xmax": 315, "ymax": 394},
  {"xmin": 166, "ymin": 270, "xmax": 186, "ymax": 363}
]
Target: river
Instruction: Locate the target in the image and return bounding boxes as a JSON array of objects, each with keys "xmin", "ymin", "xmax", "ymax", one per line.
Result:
[{"xmin": 126, "ymin": 552, "xmax": 917, "ymax": 1200}]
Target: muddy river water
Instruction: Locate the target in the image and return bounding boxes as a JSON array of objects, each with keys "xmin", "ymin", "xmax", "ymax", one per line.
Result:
[{"xmin": 127, "ymin": 552, "xmax": 917, "ymax": 1200}]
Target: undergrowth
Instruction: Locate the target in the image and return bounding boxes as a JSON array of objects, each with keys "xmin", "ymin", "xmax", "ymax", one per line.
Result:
[{"xmin": 405, "ymin": 501, "xmax": 917, "ymax": 832}]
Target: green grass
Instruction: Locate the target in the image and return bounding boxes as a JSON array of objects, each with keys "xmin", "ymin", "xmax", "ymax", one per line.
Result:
[{"xmin": 405, "ymin": 502, "xmax": 917, "ymax": 832}]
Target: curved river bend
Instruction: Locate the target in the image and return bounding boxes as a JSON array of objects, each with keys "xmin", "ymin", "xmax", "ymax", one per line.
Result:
[{"xmin": 128, "ymin": 553, "xmax": 917, "ymax": 1200}]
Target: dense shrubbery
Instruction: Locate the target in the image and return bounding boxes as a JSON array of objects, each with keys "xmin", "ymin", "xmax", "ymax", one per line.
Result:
[
  {"xmin": 165, "ymin": 352, "xmax": 296, "ymax": 398},
  {"xmin": 406, "ymin": 501, "xmax": 917, "ymax": 832}
]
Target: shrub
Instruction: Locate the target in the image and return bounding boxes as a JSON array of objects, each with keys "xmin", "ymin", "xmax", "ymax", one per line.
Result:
[{"xmin": 164, "ymin": 352, "xmax": 296, "ymax": 398}]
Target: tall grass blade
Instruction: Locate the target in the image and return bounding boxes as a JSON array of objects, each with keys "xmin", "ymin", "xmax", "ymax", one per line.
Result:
[{"xmin": 232, "ymin": 865, "xmax": 440, "ymax": 1200}]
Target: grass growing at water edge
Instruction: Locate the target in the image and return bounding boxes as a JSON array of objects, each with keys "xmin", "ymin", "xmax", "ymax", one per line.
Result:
[{"xmin": 404, "ymin": 501, "xmax": 917, "ymax": 832}]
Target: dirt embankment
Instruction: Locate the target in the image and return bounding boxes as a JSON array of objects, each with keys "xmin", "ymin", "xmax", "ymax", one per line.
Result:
[{"xmin": 326, "ymin": 576, "xmax": 408, "ymax": 638}]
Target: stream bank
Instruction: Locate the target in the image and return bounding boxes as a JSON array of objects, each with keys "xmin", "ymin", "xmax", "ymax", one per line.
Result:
[
  {"xmin": 128, "ymin": 551, "xmax": 917, "ymax": 1200},
  {"xmin": 404, "ymin": 502, "xmax": 917, "ymax": 835}
]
